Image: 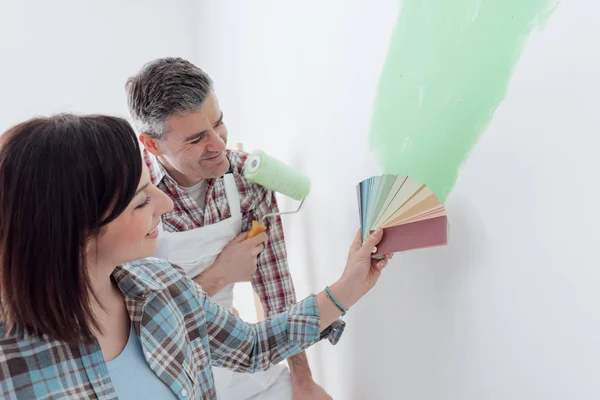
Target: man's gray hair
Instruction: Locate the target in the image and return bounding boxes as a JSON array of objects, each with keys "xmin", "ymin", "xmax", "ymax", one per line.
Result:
[{"xmin": 125, "ymin": 57, "xmax": 213, "ymax": 139}]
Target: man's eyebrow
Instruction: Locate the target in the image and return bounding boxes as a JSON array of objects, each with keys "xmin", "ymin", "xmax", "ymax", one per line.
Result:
[
  {"xmin": 184, "ymin": 131, "xmax": 207, "ymax": 143},
  {"xmin": 183, "ymin": 112, "xmax": 224, "ymax": 143},
  {"xmin": 215, "ymin": 111, "xmax": 224, "ymax": 125}
]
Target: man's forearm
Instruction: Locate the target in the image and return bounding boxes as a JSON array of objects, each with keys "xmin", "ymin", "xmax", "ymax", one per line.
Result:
[
  {"xmin": 193, "ymin": 264, "xmax": 228, "ymax": 296},
  {"xmin": 287, "ymin": 351, "xmax": 313, "ymax": 383}
]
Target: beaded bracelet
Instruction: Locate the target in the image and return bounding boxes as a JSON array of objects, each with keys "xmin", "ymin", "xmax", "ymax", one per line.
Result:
[{"xmin": 325, "ymin": 286, "xmax": 347, "ymax": 316}]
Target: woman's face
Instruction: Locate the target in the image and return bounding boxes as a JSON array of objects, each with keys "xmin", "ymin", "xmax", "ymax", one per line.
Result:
[{"xmin": 91, "ymin": 165, "xmax": 174, "ymax": 267}]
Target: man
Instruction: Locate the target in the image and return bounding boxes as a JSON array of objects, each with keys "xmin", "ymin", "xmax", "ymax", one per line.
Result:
[{"xmin": 125, "ymin": 57, "xmax": 334, "ymax": 400}]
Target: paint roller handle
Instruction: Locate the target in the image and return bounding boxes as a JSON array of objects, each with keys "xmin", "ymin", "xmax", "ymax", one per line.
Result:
[{"xmin": 247, "ymin": 220, "xmax": 267, "ymax": 239}]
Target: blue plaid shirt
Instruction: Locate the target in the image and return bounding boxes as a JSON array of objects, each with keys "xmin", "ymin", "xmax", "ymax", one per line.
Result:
[{"xmin": 0, "ymin": 258, "xmax": 345, "ymax": 399}]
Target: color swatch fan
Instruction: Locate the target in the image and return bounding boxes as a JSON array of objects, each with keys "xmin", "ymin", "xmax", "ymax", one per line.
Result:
[{"xmin": 357, "ymin": 175, "xmax": 449, "ymax": 257}]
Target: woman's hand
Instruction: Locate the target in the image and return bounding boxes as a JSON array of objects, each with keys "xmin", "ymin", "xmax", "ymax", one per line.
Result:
[
  {"xmin": 339, "ymin": 228, "xmax": 393, "ymax": 305},
  {"xmin": 316, "ymin": 228, "xmax": 393, "ymax": 331}
]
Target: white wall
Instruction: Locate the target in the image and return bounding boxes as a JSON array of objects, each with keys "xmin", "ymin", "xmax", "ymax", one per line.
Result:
[
  {"xmin": 196, "ymin": 1, "xmax": 600, "ymax": 399},
  {"xmin": 0, "ymin": 0, "xmax": 197, "ymax": 130}
]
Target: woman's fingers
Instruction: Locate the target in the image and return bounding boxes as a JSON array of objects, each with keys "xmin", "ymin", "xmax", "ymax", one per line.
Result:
[{"xmin": 361, "ymin": 228, "xmax": 383, "ymax": 255}]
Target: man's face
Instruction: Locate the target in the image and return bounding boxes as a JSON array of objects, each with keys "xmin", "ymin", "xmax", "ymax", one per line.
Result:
[{"xmin": 143, "ymin": 91, "xmax": 229, "ymax": 186}]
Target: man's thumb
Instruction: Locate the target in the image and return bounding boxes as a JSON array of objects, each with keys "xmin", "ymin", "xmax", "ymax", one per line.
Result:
[{"xmin": 232, "ymin": 231, "xmax": 250, "ymax": 243}]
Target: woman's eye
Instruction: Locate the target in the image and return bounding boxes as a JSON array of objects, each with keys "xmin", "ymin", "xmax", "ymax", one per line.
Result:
[{"xmin": 135, "ymin": 197, "xmax": 151, "ymax": 209}]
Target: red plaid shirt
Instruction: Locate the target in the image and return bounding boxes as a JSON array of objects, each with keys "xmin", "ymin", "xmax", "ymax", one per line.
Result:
[{"xmin": 144, "ymin": 149, "xmax": 296, "ymax": 316}]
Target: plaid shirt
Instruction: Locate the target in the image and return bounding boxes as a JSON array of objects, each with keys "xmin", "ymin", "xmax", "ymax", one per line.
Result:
[
  {"xmin": 0, "ymin": 258, "xmax": 345, "ymax": 400},
  {"xmin": 144, "ymin": 149, "xmax": 296, "ymax": 317}
]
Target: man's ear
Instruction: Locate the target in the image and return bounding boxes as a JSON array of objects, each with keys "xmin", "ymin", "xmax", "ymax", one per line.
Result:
[{"xmin": 139, "ymin": 133, "xmax": 163, "ymax": 157}]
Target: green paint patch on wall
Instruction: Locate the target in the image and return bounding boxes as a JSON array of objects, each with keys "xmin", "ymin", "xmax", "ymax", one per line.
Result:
[{"xmin": 369, "ymin": 0, "xmax": 558, "ymax": 202}]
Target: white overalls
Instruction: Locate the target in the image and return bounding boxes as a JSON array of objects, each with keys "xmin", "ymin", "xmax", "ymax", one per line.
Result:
[{"xmin": 153, "ymin": 173, "xmax": 292, "ymax": 399}]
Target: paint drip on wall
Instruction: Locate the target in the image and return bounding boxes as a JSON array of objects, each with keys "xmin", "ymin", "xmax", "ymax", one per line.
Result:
[{"xmin": 369, "ymin": 0, "xmax": 559, "ymax": 202}]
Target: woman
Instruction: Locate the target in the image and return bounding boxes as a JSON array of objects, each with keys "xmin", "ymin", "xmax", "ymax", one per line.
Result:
[{"xmin": 0, "ymin": 114, "xmax": 392, "ymax": 400}]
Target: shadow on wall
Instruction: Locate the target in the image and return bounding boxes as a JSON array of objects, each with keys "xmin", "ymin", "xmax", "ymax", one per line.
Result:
[
  {"xmin": 346, "ymin": 196, "xmax": 487, "ymax": 400},
  {"xmin": 277, "ymin": 151, "xmax": 329, "ymax": 375}
]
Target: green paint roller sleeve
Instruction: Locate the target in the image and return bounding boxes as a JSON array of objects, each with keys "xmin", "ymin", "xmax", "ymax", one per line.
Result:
[
  {"xmin": 243, "ymin": 149, "xmax": 311, "ymax": 201},
  {"xmin": 243, "ymin": 149, "xmax": 311, "ymax": 238},
  {"xmin": 369, "ymin": 0, "xmax": 558, "ymax": 202}
]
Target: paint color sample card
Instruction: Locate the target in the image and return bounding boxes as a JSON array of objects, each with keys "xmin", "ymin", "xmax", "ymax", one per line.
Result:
[{"xmin": 357, "ymin": 175, "xmax": 448, "ymax": 256}]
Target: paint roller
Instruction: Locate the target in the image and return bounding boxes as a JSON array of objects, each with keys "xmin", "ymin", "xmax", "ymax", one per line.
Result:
[{"xmin": 242, "ymin": 149, "xmax": 311, "ymax": 238}]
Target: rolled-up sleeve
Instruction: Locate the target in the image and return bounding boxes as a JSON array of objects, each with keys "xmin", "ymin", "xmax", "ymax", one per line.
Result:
[{"xmin": 196, "ymin": 281, "xmax": 345, "ymax": 372}]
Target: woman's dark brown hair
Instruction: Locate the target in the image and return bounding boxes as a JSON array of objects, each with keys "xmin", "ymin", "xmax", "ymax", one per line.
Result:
[{"xmin": 0, "ymin": 114, "xmax": 142, "ymax": 343}]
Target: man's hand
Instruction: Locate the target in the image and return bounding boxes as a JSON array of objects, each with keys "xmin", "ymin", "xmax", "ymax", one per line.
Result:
[
  {"xmin": 292, "ymin": 379, "xmax": 333, "ymax": 400},
  {"xmin": 214, "ymin": 230, "xmax": 268, "ymax": 283},
  {"xmin": 289, "ymin": 352, "xmax": 332, "ymax": 399},
  {"xmin": 194, "ymin": 231, "xmax": 268, "ymax": 295}
]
